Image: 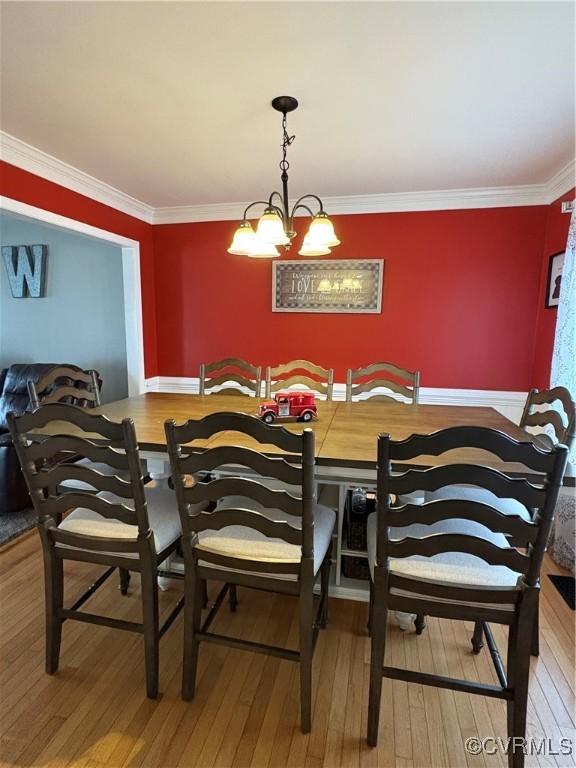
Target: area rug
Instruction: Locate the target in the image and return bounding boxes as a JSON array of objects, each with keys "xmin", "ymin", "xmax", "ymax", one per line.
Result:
[
  {"xmin": 548, "ymin": 574, "xmax": 576, "ymax": 610},
  {"xmin": 0, "ymin": 507, "xmax": 36, "ymax": 547}
]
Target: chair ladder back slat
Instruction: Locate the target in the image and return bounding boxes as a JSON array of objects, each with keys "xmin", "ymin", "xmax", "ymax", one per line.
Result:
[
  {"xmin": 266, "ymin": 361, "xmax": 333, "ymax": 401},
  {"xmin": 26, "ymin": 435, "xmax": 129, "ymax": 470},
  {"xmin": 179, "ymin": 445, "xmax": 302, "ymax": 485},
  {"xmin": 29, "ymin": 367, "xmax": 101, "ymax": 409},
  {"xmin": 387, "ymin": 500, "xmax": 539, "ymax": 543},
  {"xmin": 270, "ymin": 375, "xmax": 331, "ymax": 396},
  {"xmin": 388, "ymin": 533, "xmax": 530, "ymax": 573},
  {"xmin": 200, "ymin": 359, "xmax": 262, "ymax": 397},
  {"xmin": 346, "ymin": 362, "xmax": 420, "ymax": 404},
  {"xmin": 390, "ymin": 464, "xmax": 545, "ymax": 508},
  {"xmin": 188, "ymin": 507, "xmax": 302, "ymax": 546},
  {"xmin": 169, "ymin": 411, "xmax": 303, "ymax": 453},
  {"xmin": 39, "ymin": 492, "xmax": 137, "ymax": 526},
  {"xmin": 269, "ymin": 359, "xmax": 331, "ymax": 379},
  {"xmin": 520, "ymin": 386, "xmax": 576, "ymax": 449},
  {"xmin": 350, "ymin": 378, "xmax": 415, "ymax": 401},
  {"xmin": 204, "ymin": 357, "xmax": 260, "ymax": 377},
  {"xmin": 523, "ymin": 410, "xmax": 568, "ymax": 445},
  {"xmin": 185, "ymin": 476, "xmax": 303, "ymax": 518},
  {"xmin": 31, "ymin": 464, "xmax": 133, "ymax": 497},
  {"xmin": 389, "ymin": 426, "xmax": 556, "ymax": 473},
  {"xmin": 15, "ymin": 402, "xmax": 123, "ymax": 441}
]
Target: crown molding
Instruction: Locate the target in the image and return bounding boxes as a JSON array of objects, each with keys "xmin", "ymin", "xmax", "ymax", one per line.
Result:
[
  {"xmin": 0, "ymin": 132, "xmax": 154, "ymax": 224},
  {"xmin": 544, "ymin": 159, "xmax": 575, "ymax": 203},
  {"xmin": 152, "ymin": 183, "xmax": 551, "ymax": 224},
  {"xmin": 1, "ymin": 130, "xmax": 573, "ymax": 225}
]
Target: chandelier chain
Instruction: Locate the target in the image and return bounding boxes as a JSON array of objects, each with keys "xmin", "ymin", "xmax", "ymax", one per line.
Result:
[{"xmin": 279, "ymin": 112, "xmax": 295, "ymax": 174}]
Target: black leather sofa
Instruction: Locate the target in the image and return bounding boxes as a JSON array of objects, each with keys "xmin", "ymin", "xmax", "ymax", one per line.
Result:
[{"xmin": 0, "ymin": 363, "xmax": 101, "ymax": 515}]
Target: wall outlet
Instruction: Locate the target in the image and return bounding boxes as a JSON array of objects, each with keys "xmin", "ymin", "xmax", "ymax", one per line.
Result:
[{"xmin": 561, "ymin": 200, "xmax": 575, "ymax": 213}]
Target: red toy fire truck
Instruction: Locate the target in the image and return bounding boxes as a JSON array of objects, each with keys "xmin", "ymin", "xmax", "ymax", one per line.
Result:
[{"xmin": 257, "ymin": 391, "xmax": 318, "ymax": 424}]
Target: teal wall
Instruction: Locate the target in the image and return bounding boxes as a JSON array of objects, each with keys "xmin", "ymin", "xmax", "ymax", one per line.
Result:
[{"xmin": 0, "ymin": 212, "xmax": 128, "ymax": 403}]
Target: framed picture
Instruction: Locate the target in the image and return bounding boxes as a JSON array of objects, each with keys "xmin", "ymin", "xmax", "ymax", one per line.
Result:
[
  {"xmin": 545, "ymin": 251, "xmax": 565, "ymax": 308},
  {"xmin": 272, "ymin": 259, "xmax": 384, "ymax": 313}
]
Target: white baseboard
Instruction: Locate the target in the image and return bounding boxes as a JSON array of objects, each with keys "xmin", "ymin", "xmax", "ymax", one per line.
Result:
[{"xmin": 145, "ymin": 376, "xmax": 526, "ymax": 424}]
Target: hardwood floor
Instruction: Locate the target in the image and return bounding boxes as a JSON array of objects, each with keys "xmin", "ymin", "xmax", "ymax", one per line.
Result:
[{"xmin": 0, "ymin": 532, "xmax": 574, "ymax": 768}]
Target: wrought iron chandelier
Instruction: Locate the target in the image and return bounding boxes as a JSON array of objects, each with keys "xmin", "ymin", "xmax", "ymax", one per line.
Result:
[{"xmin": 227, "ymin": 96, "xmax": 341, "ymax": 258}]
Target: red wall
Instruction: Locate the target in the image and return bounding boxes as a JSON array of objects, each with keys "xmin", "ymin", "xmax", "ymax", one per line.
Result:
[
  {"xmin": 3, "ymin": 158, "xmax": 568, "ymax": 391},
  {"xmin": 0, "ymin": 161, "xmax": 159, "ymax": 377},
  {"xmin": 153, "ymin": 207, "xmax": 549, "ymax": 390},
  {"xmin": 530, "ymin": 189, "xmax": 575, "ymax": 388}
]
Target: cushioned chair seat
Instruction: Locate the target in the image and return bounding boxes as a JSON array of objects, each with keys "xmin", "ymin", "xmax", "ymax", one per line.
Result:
[
  {"xmin": 366, "ymin": 513, "xmax": 521, "ymax": 609},
  {"xmin": 197, "ymin": 496, "xmax": 336, "ymax": 578},
  {"xmin": 424, "ymin": 485, "xmax": 531, "ymax": 521},
  {"xmin": 58, "ymin": 485, "xmax": 181, "ymax": 555}
]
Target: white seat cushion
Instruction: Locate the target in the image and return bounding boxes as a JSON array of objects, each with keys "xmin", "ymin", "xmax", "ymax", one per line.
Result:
[
  {"xmin": 366, "ymin": 513, "xmax": 521, "ymax": 609},
  {"xmin": 196, "ymin": 496, "xmax": 335, "ymax": 578},
  {"xmin": 424, "ymin": 485, "xmax": 531, "ymax": 521},
  {"xmin": 58, "ymin": 485, "xmax": 181, "ymax": 555}
]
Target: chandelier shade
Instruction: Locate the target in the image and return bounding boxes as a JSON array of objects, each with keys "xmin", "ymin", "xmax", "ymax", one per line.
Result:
[
  {"xmin": 227, "ymin": 96, "xmax": 341, "ymax": 259},
  {"xmin": 305, "ymin": 212, "xmax": 341, "ymax": 248},
  {"xmin": 255, "ymin": 207, "xmax": 290, "ymax": 246},
  {"xmin": 227, "ymin": 220, "xmax": 257, "ymax": 255},
  {"xmin": 298, "ymin": 233, "xmax": 332, "ymax": 257},
  {"xmin": 246, "ymin": 240, "xmax": 280, "ymax": 258}
]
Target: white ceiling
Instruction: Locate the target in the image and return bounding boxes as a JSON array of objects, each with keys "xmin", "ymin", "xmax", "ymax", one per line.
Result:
[{"xmin": 1, "ymin": 1, "xmax": 574, "ymax": 209}]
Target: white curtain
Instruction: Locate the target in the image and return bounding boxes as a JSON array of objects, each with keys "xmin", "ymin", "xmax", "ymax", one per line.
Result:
[
  {"xmin": 550, "ymin": 211, "xmax": 576, "ymax": 460},
  {"xmin": 549, "ymin": 211, "xmax": 575, "ymax": 572}
]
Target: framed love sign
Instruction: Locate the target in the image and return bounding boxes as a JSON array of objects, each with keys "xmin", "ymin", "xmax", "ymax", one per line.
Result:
[{"xmin": 272, "ymin": 259, "xmax": 384, "ymax": 313}]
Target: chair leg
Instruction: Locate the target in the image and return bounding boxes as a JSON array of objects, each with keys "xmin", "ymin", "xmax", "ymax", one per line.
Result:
[
  {"xmin": 140, "ymin": 564, "xmax": 160, "ymax": 699},
  {"xmin": 367, "ymin": 579, "xmax": 374, "ymax": 635},
  {"xmin": 414, "ymin": 613, "xmax": 426, "ymax": 635},
  {"xmin": 471, "ymin": 621, "xmax": 485, "ymax": 654},
  {"xmin": 299, "ymin": 571, "xmax": 314, "ymax": 734},
  {"xmin": 319, "ymin": 543, "xmax": 332, "ymax": 629},
  {"xmin": 119, "ymin": 568, "xmax": 131, "ymax": 595},
  {"xmin": 182, "ymin": 559, "xmax": 203, "ymax": 701},
  {"xmin": 367, "ymin": 569, "xmax": 388, "ymax": 747},
  {"xmin": 228, "ymin": 583, "xmax": 238, "ymax": 612},
  {"xmin": 506, "ymin": 592, "xmax": 538, "ymax": 768},
  {"xmin": 201, "ymin": 578, "xmax": 208, "ymax": 609},
  {"xmin": 530, "ymin": 595, "xmax": 539, "ymax": 657},
  {"xmin": 43, "ymin": 549, "xmax": 64, "ymax": 674}
]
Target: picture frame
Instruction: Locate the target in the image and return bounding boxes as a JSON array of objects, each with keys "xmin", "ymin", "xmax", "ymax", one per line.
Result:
[
  {"xmin": 545, "ymin": 251, "xmax": 565, "ymax": 309},
  {"xmin": 272, "ymin": 259, "xmax": 384, "ymax": 313}
]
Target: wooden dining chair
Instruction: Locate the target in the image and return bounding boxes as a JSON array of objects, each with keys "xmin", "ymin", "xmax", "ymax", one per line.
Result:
[
  {"xmin": 165, "ymin": 411, "xmax": 335, "ymax": 732},
  {"xmin": 366, "ymin": 427, "xmax": 567, "ymax": 767},
  {"xmin": 199, "ymin": 358, "xmax": 262, "ymax": 397},
  {"xmin": 28, "ymin": 365, "xmax": 101, "ymax": 409},
  {"xmin": 346, "ymin": 362, "xmax": 420, "ymax": 403},
  {"xmin": 519, "ymin": 385, "xmax": 575, "ymax": 450},
  {"xmin": 424, "ymin": 385, "xmax": 574, "ymax": 655},
  {"xmin": 8, "ymin": 403, "xmax": 184, "ymax": 698},
  {"xmin": 265, "ymin": 360, "xmax": 334, "ymax": 400}
]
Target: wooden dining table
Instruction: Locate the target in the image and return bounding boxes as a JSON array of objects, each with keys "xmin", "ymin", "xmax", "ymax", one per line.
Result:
[
  {"xmin": 34, "ymin": 391, "xmax": 541, "ymax": 600},
  {"xmin": 71, "ymin": 391, "xmax": 534, "ymax": 473}
]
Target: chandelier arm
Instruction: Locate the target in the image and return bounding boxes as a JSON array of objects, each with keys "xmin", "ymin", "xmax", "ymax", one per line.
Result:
[
  {"xmin": 242, "ymin": 200, "xmax": 274, "ymax": 220},
  {"xmin": 290, "ymin": 194, "xmax": 325, "ymax": 218},
  {"xmin": 268, "ymin": 191, "xmax": 284, "ymax": 209},
  {"xmin": 291, "ymin": 203, "xmax": 315, "ymax": 218}
]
